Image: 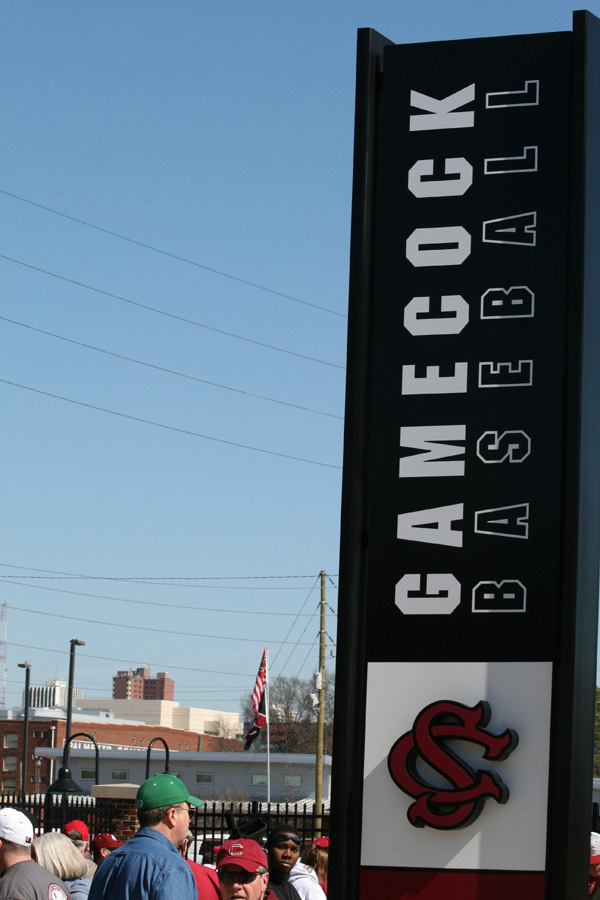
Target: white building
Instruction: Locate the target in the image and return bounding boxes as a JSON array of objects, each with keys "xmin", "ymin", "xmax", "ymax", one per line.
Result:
[
  {"xmin": 27, "ymin": 680, "xmax": 83, "ymax": 709},
  {"xmin": 75, "ymin": 699, "xmax": 241, "ymax": 737},
  {"xmin": 35, "ymin": 746, "xmax": 331, "ymax": 803}
]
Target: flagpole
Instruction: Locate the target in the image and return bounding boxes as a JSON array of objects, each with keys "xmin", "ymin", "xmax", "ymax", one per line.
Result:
[{"xmin": 266, "ymin": 645, "xmax": 271, "ymax": 804}]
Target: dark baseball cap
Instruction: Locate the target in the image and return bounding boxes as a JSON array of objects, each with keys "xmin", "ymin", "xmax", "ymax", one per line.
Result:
[
  {"xmin": 135, "ymin": 773, "xmax": 204, "ymax": 811},
  {"xmin": 91, "ymin": 833, "xmax": 123, "ymax": 852},
  {"xmin": 216, "ymin": 839, "xmax": 268, "ymax": 872}
]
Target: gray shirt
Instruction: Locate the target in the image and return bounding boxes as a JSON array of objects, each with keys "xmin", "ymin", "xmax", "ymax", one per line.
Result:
[{"xmin": 0, "ymin": 859, "xmax": 71, "ymax": 900}]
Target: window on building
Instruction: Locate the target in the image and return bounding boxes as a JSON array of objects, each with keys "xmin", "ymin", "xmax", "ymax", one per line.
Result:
[
  {"xmin": 283, "ymin": 775, "xmax": 302, "ymax": 787},
  {"xmin": 40, "ymin": 775, "xmax": 46, "ymax": 783},
  {"xmin": 33, "ymin": 730, "xmax": 40, "ymax": 738},
  {"xmin": 3, "ymin": 778, "xmax": 16, "ymax": 791},
  {"xmin": 3, "ymin": 756, "xmax": 17, "ymax": 773},
  {"xmin": 111, "ymin": 770, "xmax": 128, "ymax": 781},
  {"xmin": 250, "ymin": 774, "xmax": 267, "ymax": 786},
  {"xmin": 185, "ymin": 743, "xmax": 189, "ymax": 750},
  {"xmin": 80, "ymin": 770, "xmax": 95, "ymax": 780},
  {"xmin": 3, "ymin": 734, "xmax": 18, "ymax": 750},
  {"xmin": 196, "ymin": 773, "xmax": 214, "ymax": 784},
  {"xmin": 178, "ymin": 742, "xmax": 182, "ymax": 750},
  {"xmin": 132, "ymin": 737, "xmax": 136, "ymax": 745},
  {"xmin": 139, "ymin": 738, "xmax": 144, "ymax": 746}
]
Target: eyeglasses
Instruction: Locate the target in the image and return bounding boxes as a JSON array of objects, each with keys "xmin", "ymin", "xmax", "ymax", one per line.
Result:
[
  {"xmin": 173, "ymin": 805, "xmax": 195, "ymax": 818},
  {"xmin": 218, "ymin": 870, "xmax": 261, "ymax": 885},
  {"xmin": 270, "ymin": 834, "xmax": 302, "ymax": 847}
]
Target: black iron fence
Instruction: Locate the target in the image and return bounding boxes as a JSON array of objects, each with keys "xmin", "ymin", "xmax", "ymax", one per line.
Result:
[
  {"xmin": 0, "ymin": 793, "xmax": 116, "ymax": 836},
  {"xmin": 189, "ymin": 801, "xmax": 329, "ymax": 864},
  {"xmin": 0, "ymin": 793, "xmax": 328, "ymax": 864}
]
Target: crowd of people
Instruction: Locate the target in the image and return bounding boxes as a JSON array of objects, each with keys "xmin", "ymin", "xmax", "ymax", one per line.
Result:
[{"xmin": 0, "ymin": 773, "xmax": 329, "ymax": 900}]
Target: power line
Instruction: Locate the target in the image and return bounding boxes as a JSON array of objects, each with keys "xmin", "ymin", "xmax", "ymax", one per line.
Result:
[
  {"xmin": 7, "ymin": 604, "xmax": 320, "ymax": 646},
  {"xmin": 0, "ymin": 378, "xmax": 343, "ymax": 470},
  {"xmin": 1, "ymin": 578, "xmax": 332, "ymax": 616},
  {"xmin": 7, "ymin": 641, "xmax": 252, "ymax": 678},
  {"xmin": 0, "ymin": 168, "xmax": 345, "ymax": 303},
  {"xmin": 0, "ymin": 315, "xmax": 343, "ymax": 420},
  {"xmin": 0, "ymin": 190, "xmax": 347, "ymax": 318},
  {"xmin": 271, "ymin": 577, "xmax": 321, "ymax": 675},
  {"xmin": 0, "ymin": 254, "xmax": 345, "ymax": 370},
  {"xmin": 0, "ymin": 562, "xmax": 339, "ymax": 583}
]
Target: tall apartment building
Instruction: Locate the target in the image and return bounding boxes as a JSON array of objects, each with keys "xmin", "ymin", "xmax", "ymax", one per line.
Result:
[
  {"xmin": 27, "ymin": 680, "xmax": 83, "ymax": 709},
  {"xmin": 112, "ymin": 668, "xmax": 174, "ymax": 701}
]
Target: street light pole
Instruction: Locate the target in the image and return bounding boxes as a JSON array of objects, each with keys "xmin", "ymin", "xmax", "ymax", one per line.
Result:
[
  {"xmin": 64, "ymin": 639, "xmax": 85, "ymax": 769},
  {"xmin": 17, "ymin": 662, "xmax": 30, "ymax": 796}
]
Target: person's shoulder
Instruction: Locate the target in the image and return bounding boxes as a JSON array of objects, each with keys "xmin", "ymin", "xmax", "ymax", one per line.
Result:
[
  {"xmin": 186, "ymin": 861, "xmax": 220, "ymax": 897},
  {"xmin": 290, "ymin": 863, "xmax": 319, "ymax": 884},
  {"xmin": 0, "ymin": 861, "xmax": 70, "ymax": 900}
]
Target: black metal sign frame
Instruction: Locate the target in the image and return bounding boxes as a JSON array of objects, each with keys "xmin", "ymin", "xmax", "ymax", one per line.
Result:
[{"xmin": 330, "ymin": 12, "xmax": 600, "ymax": 900}]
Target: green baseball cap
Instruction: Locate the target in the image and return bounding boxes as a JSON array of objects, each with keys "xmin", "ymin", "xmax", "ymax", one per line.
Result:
[{"xmin": 135, "ymin": 773, "xmax": 204, "ymax": 811}]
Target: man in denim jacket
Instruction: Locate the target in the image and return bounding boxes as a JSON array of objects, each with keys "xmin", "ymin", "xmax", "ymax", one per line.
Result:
[{"xmin": 90, "ymin": 774, "xmax": 203, "ymax": 900}]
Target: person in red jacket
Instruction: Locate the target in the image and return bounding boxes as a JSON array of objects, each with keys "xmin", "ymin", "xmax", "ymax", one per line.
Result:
[
  {"xmin": 179, "ymin": 829, "xmax": 221, "ymax": 900},
  {"xmin": 590, "ymin": 832, "xmax": 600, "ymax": 896}
]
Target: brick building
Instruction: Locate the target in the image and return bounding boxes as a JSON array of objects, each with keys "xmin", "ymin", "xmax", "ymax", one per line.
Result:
[
  {"xmin": 112, "ymin": 668, "xmax": 174, "ymax": 701},
  {"xmin": 0, "ymin": 716, "xmax": 240, "ymax": 793}
]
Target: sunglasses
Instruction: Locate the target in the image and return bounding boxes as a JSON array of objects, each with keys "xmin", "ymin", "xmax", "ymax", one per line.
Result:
[
  {"xmin": 270, "ymin": 834, "xmax": 302, "ymax": 847},
  {"xmin": 219, "ymin": 870, "xmax": 261, "ymax": 885}
]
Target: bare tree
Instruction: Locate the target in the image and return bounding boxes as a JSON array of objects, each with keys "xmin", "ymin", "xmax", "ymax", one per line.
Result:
[{"xmin": 241, "ymin": 672, "xmax": 334, "ymax": 754}]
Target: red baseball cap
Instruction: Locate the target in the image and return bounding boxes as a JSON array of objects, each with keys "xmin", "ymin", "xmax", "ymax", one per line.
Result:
[
  {"xmin": 91, "ymin": 833, "xmax": 123, "ymax": 852},
  {"xmin": 216, "ymin": 839, "xmax": 268, "ymax": 872},
  {"xmin": 62, "ymin": 820, "xmax": 89, "ymax": 842},
  {"xmin": 312, "ymin": 836, "xmax": 329, "ymax": 848}
]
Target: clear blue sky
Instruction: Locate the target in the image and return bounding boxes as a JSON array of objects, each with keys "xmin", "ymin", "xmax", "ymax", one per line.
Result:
[{"xmin": 1, "ymin": 1, "xmax": 597, "ymax": 715}]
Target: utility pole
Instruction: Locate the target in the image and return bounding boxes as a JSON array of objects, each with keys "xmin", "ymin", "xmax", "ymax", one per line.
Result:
[{"xmin": 315, "ymin": 570, "xmax": 326, "ymax": 834}]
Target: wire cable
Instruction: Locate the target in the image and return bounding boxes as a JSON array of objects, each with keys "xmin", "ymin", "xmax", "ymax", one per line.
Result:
[
  {"xmin": 0, "ymin": 562, "xmax": 338, "ymax": 583},
  {"xmin": 0, "ymin": 190, "xmax": 347, "ymax": 318},
  {"xmin": 1, "ymin": 578, "xmax": 327, "ymax": 616},
  {"xmin": 0, "ymin": 315, "xmax": 343, "ymax": 419},
  {"xmin": 7, "ymin": 641, "xmax": 253, "ymax": 678},
  {"xmin": 0, "ymin": 254, "xmax": 345, "ymax": 369},
  {"xmin": 0, "ymin": 168, "xmax": 345, "ymax": 303},
  {"xmin": 7, "ymin": 604, "xmax": 318, "ymax": 646},
  {"xmin": 0, "ymin": 378, "xmax": 343, "ymax": 469},
  {"xmin": 270, "ymin": 577, "xmax": 320, "ymax": 674}
]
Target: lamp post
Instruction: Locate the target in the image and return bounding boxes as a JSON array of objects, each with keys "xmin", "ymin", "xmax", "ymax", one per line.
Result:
[
  {"xmin": 17, "ymin": 662, "xmax": 30, "ymax": 797},
  {"xmin": 47, "ymin": 731, "xmax": 99, "ymax": 794},
  {"xmin": 145, "ymin": 737, "xmax": 170, "ymax": 779},
  {"xmin": 64, "ymin": 639, "xmax": 85, "ymax": 769}
]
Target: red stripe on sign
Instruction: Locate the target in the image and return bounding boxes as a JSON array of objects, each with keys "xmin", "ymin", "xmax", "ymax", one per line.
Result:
[{"xmin": 360, "ymin": 868, "xmax": 545, "ymax": 899}]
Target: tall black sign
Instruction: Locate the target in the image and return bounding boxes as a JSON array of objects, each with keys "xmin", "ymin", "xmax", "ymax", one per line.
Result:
[{"xmin": 331, "ymin": 12, "xmax": 600, "ymax": 900}]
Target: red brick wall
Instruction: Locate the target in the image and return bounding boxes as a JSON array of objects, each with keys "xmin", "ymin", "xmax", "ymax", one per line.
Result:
[
  {"xmin": 110, "ymin": 797, "xmax": 140, "ymax": 840},
  {"xmin": 0, "ymin": 718, "xmax": 207, "ymax": 792}
]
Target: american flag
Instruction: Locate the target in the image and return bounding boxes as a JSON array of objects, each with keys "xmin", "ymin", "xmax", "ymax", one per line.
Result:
[
  {"xmin": 244, "ymin": 649, "xmax": 267, "ymax": 750},
  {"xmin": 251, "ymin": 649, "xmax": 267, "ymax": 721}
]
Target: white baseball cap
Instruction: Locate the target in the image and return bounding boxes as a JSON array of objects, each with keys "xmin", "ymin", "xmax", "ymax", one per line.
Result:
[
  {"xmin": 591, "ymin": 832, "xmax": 600, "ymax": 863},
  {"xmin": 0, "ymin": 808, "xmax": 33, "ymax": 847}
]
